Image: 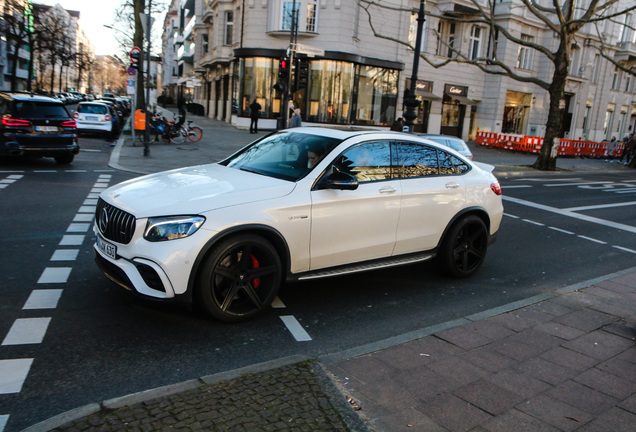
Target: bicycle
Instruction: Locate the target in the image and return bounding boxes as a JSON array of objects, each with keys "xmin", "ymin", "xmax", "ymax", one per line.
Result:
[
  {"xmin": 137, "ymin": 113, "xmax": 186, "ymax": 144},
  {"xmin": 178, "ymin": 120, "xmax": 203, "ymax": 142}
]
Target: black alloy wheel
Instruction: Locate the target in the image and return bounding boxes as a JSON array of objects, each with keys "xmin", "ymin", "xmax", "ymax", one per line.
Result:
[
  {"xmin": 439, "ymin": 214, "xmax": 488, "ymax": 278},
  {"xmin": 197, "ymin": 235, "xmax": 282, "ymax": 322}
]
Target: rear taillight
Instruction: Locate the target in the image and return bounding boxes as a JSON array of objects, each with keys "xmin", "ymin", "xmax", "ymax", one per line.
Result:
[
  {"xmin": 61, "ymin": 120, "xmax": 76, "ymax": 128},
  {"xmin": 105, "ymin": 115, "xmax": 111, "ymax": 121},
  {"xmin": 2, "ymin": 118, "xmax": 32, "ymax": 127},
  {"xmin": 490, "ymin": 181, "xmax": 502, "ymax": 196},
  {"xmin": 73, "ymin": 112, "xmax": 79, "ymax": 119}
]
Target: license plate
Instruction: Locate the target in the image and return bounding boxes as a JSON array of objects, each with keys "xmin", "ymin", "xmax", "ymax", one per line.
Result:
[
  {"xmin": 96, "ymin": 234, "xmax": 117, "ymax": 259},
  {"xmin": 86, "ymin": 116, "xmax": 98, "ymax": 121},
  {"xmin": 36, "ymin": 126, "xmax": 58, "ymax": 132}
]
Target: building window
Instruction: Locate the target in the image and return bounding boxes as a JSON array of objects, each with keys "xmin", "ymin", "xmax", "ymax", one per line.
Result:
[
  {"xmin": 611, "ymin": 66, "xmax": 621, "ymax": 90},
  {"xmin": 436, "ymin": 21, "xmax": 456, "ymax": 58},
  {"xmin": 202, "ymin": 33, "xmax": 208, "ymax": 54},
  {"xmin": 516, "ymin": 35, "xmax": 534, "ymax": 70},
  {"xmin": 281, "ymin": 0, "xmax": 318, "ymax": 32},
  {"xmin": 620, "ymin": 14, "xmax": 632, "ymax": 43},
  {"xmin": 469, "ymin": 25, "xmax": 483, "ymax": 60},
  {"xmin": 591, "ymin": 54, "xmax": 600, "ymax": 84},
  {"xmin": 409, "ymin": 12, "xmax": 426, "ymax": 53},
  {"xmin": 224, "ymin": 11, "xmax": 234, "ymax": 45}
]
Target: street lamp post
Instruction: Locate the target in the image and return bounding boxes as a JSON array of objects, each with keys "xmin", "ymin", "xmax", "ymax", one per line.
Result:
[{"xmin": 403, "ymin": 0, "xmax": 426, "ymax": 133}]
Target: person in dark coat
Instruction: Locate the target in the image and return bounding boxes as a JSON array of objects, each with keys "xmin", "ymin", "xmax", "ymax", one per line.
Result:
[{"xmin": 249, "ymin": 99, "xmax": 262, "ymax": 133}]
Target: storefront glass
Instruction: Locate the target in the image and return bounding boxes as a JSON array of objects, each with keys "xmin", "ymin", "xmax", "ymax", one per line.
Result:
[
  {"xmin": 237, "ymin": 57, "xmax": 398, "ymax": 125},
  {"xmin": 355, "ymin": 66, "xmax": 399, "ymax": 126},
  {"xmin": 502, "ymin": 91, "xmax": 531, "ymax": 134}
]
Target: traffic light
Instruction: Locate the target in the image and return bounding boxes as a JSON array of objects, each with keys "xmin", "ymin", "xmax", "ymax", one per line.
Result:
[
  {"xmin": 295, "ymin": 60, "xmax": 309, "ymax": 91},
  {"xmin": 273, "ymin": 81, "xmax": 286, "ymax": 93},
  {"xmin": 130, "ymin": 62, "xmax": 139, "ymax": 70},
  {"xmin": 278, "ymin": 57, "xmax": 289, "ymax": 79}
]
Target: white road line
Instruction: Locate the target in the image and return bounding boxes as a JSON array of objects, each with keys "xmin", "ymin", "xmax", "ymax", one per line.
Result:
[
  {"xmin": 0, "ymin": 414, "xmax": 9, "ymax": 432},
  {"xmin": 504, "ymin": 213, "xmax": 519, "ymax": 218},
  {"xmin": 0, "ymin": 185, "xmax": 7, "ymax": 190},
  {"xmin": 577, "ymin": 235, "xmax": 607, "ymax": 245},
  {"xmin": 280, "ymin": 316, "xmax": 312, "ymax": 342},
  {"xmin": 613, "ymin": 246, "xmax": 636, "ymax": 254},
  {"xmin": 59, "ymin": 235, "xmax": 84, "ymax": 246},
  {"xmin": 67, "ymin": 223, "xmax": 90, "ymax": 233},
  {"xmin": 0, "ymin": 179, "xmax": 17, "ymax": 184},
  {"xmin": 37, "ymin": 268, "xmax": 72, "ymax": 284},
  {"xmin": 83, "ymin": 198, "xmax": 98, "ymax": 205},
  {"xmin": 514, "ymin": 178, "xmax": 582, "ymax": 182},
  {"xmin": 2, "ymin": 318, "xmax": 52, "ymax": 345},
  {"xmin": 23, "ymin": 290, "xmax": 63, "ymax": 309},
  {"xmin": 502, "ymin": 196, "xmax": 636, "ymax": 234},
  {"xmin": 78, "ymin": 205, "xmax": 96, "ymax": 213},
  {"xmin": 544, "ymin": 182, "xmax": 609, "ymax": 187},
  {"xmin": 502, "ymin": 185, "xmax": 532, "ymax": 189},
  {"xmin": 548, "ymin": 226, "xmax": 574, "ymax": 235},
  {"xmin": 51, "ymin": 249, "xmax": 79, "ymax": 261},
  {"xmin": 0, "ymin": 359, "xmax": 33, "ymax": 394},
  {"xmin": 33, "ymin": 170, "xmax": 56, "ymax": 173},
  {"xmin": 564, "ymin": 201, "xmax": 636, "ymax": 211},
  {"xmin": 7, "ymin": 175, "xmax": 23, "ymax": 179},
  {"xmin": 65, "ymin": 170, "xmax": 87, "ymax": 173},
  {"xmin": 271, "ymin": 297, "xmax": 286, "ymax": 308},
  {"xmin": 90, "ymin": 188, "xmax": 106, "ymax": 194},
  {"xmin": 522, "ymin": 219, "xmax": 545, "ymax": 226},
  {"xmin": 73, "ymin": 213, "xmax": 93, "ymax": 222}
]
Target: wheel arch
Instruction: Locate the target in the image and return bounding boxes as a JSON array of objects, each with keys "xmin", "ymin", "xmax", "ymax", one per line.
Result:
[
  {"xmin": 437, "ymin": 207, "xmax": 491, "ymax": 249},
  {"xmin": 184, "ymin": 224, "xmax": 291, "ymax": 304}
]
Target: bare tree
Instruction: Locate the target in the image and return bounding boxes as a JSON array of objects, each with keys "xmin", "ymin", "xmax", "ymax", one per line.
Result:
[{"xmin": 360, "ymin": 0, "xmax": 636, "ymax": 171}]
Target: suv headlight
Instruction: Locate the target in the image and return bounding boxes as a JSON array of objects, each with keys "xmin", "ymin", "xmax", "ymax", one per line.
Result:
[{"xmin": 144, "ymin": 216, "xmax": 205, "ymax": 242}]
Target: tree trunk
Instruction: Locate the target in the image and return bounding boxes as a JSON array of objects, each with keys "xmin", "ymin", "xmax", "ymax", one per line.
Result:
[
  {"xmin": 50, "ymin": 60, "xmax": 55, "ymax": 94},
  {"xmin": 533, "ymin": 53, "xmax": 570, "ymax": 171}
]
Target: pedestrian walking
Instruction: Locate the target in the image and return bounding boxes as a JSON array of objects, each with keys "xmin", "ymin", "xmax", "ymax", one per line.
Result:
[
  {"xmin": 290, "ymin": 108, "xmax": 302, "ymax": 128},
  {"xmin": 249, "ymin": 99, "xmax": 262, "ymax": 134},
  {"xmin": 390, "ymin": 117, "xmax": 404, "ymax": 131},
  {"xmin": 620, "ymin": 133, "xmax": 635, "ymax": 164},
  {"xmin": 607, "ymin": 136, "xmax": 618, "ymax": 161}
]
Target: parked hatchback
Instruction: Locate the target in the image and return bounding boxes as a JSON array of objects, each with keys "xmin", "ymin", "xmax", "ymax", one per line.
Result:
[
  {"xmin": 73, "ymin": 102, "xmax": 113, "ymax": 138},
  {"xmin": 94, "ymin": 128, "xmax": 503, "ymax": 322},
  {"xmin": 0, "ymin": 92, "xmax": 79, "ymax": 164}
]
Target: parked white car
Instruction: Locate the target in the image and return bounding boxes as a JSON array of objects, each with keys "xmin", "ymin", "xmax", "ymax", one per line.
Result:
[
  {"xmin": 73, "ymin": 102, "xmax": 113, "ymax": 137},
  {"xmin": 94, "ymin": 128, "xmax": 503, "ymax": 322}
]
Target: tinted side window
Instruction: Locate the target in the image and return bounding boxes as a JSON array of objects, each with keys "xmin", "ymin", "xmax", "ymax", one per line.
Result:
[
  {"xmin": 0, "ymin": 99, "xmax": 8, "ymax": 115},
  {"xmin": 395, "ymin": 142, "xmax": 439, "ymax": 178},
  {"xmin": 438, "ymin": 150, "xmax": 470, "ymax": 175},
  {"xmin": 337, "ymin": 141, "xmax": 392, "ymax": 183}
]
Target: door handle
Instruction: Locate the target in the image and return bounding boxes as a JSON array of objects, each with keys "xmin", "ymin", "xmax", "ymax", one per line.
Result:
[
  {"xmin": 379, "ymin": 186, "xmax": 397, "ymax": 194},
  {"xmin": 445, "ymin": 182, "xmax": 460, "ymax": 189}
]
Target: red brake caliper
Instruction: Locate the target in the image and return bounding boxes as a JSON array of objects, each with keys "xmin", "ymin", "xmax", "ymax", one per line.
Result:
[{"xmin": 251, "ymin": 255, "xmax": 260, "ymax": 288}]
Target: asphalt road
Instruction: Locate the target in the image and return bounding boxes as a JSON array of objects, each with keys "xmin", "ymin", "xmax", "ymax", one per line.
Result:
[{"xmin": 0, "ymin": 138, "xmax": 635, "ymax": 432}]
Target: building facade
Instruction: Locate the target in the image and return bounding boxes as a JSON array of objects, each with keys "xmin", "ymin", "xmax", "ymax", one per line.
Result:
[{"xmin": 161, "ymin": 0, "xmax": 636, "ymax": 141}]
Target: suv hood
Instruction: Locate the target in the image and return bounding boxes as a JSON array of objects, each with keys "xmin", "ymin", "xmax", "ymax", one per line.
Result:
[{"xmin": 103, "ymin": 164, "xmax": 296, "ymax": 217}]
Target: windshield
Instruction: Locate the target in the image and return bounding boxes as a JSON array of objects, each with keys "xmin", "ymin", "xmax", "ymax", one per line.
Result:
[
  {"xmin": 15, "ymin": 101, "xmax": 70, "ymax": 118},
  {"xmin": 224, "ymin": 131, "xmax": 343, "ymax": 181}
]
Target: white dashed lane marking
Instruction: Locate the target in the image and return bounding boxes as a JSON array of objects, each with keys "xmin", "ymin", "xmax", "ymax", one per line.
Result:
[
  {"xmin": 0, "ymin": 359, "xmax": 33, "ymax": 394},
  {"xmin": 2, "ymin": 318, "xmax": 52, "ymax": 346},
  {"xmin": 22, "ymin": 290, "xmax": 63, "ymax": 310},
  {"xmin": 51, "ymin": 249, "xmax": 79, "ymax": 261},
  {"xmin": 280, "ymin": 316, "xmax": 312, "ymax": 342},
  {"xmin": 37, "ymin": 268, "xmax": 72, "ymax": 284}
]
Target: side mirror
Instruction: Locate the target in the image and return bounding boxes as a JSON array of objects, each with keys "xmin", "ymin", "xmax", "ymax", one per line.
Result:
[{"xmin": 317, "ymin": 170, "xmax": 359, "ymax": 190}]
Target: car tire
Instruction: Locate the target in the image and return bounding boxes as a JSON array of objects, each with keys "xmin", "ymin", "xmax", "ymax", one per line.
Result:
[
  {"xmin": 438, "ymin": 214, "xmax": 488, "ymax": 278},
  {"xmin": 196, "ymin": 234, "xmax": 282, "ymax": 322},
  {"xmin": 54, "ymin": 153, "xmax": 74, "ymax": 164}
]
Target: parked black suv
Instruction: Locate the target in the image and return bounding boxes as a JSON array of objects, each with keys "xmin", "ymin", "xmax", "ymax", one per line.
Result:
[{"xmin": 0, "ymin": 92, "xmax": 79, "ymax": 164}]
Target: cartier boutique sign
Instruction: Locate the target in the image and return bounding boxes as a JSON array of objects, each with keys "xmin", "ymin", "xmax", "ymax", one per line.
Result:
[{"xmin": 444, "ymin": 84, "xmax": 468, "ymax": 97}]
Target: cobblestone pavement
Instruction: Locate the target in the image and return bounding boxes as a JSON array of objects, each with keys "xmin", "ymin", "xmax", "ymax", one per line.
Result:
[{"xmin": 50, "ymin": 362, "xmax": 359, "ymax": 432}]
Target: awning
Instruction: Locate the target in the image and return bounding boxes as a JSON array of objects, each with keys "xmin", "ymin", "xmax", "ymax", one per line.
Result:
[
  {"xmin": 415, "ymin": 90, "xmax": 441, "ymax": 100},
  {"xmin": 445, "ymin": 94, "xmax": 480, "ymax": 105}
]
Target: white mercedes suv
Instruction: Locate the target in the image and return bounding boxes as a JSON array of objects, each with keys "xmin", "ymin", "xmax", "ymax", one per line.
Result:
[{"xmin": 94, "ymin": 128, "xmax": 503, "ymax": 322}]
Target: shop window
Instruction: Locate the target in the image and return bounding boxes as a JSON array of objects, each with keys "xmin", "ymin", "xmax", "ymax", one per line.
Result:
[
  {"xmin": 240, "ymin": 57, "xmax": 277, "ymax": 118},
  {"xmin": 354, "ymin": 65, "xmax": 398, "ymax": 126},
  {"xmin": 516, "ymin": 35, "xmax": 534, "ymax": 70},
  {"xmin": 307, "ymin": 60, "xmax": 354, "ymax": 124}
]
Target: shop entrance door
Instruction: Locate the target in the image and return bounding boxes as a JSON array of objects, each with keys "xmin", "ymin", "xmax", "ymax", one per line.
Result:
[{"xmin": 440, "ymin": 100, "xmax": 464, "ymax": 137}]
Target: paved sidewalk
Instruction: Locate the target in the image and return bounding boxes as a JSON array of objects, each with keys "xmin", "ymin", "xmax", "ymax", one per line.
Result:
[{"xmin": 22, "ymin": 111, "xmax": 636, "ymax": 432}]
